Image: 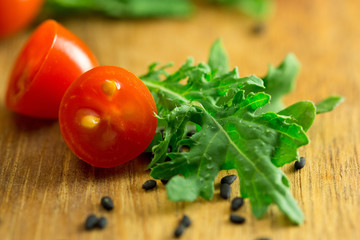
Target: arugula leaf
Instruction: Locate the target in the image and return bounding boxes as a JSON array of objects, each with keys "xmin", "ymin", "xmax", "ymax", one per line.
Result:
[
  {"xmin": 256, "ymin": 53, "xmax": 300, "ymax": 114},
  {"xmin": 208, "ymin": 39, "xmax": 229, "ymax": 76},
  {"xmin": 140, "ymin": 40, "xmax": 342, "ymax": 224},
  {"xmin": 44, "ymin": 0, "xmax": 193, "ymax": 18},
  {"xmin": 209, "ymin": 0, "xmax": 274, "ymax": 18},
  {"xmin": 237, "ymin": 0, "xmax": 274, "ymax": 18},
  {"xmin": 141, "ymin": 59, "xmax": 264, "ymax": 121},
  {"xmin": 315, "ymin": 95, "xmax": 345, "ymax": 114},
  {"xmin": 44, "ymin": 0, "xmax": 274, "ymax": 19},
  {"xmin": 150, "ymin": 97, "xmax": 306, "ymax": 224}
]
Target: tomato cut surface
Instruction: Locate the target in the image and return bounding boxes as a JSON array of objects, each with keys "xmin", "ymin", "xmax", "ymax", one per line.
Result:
[
  {"xmin": 0, "ymin": 0, "xmax": 44, "ymax": 39},
  {"xmin": 59, "ymin": 66, "xmax": 158, "ymax": 168},
  {"xmin": 5, "ymin": 19, "xmax": 98, "ymax": 119}
]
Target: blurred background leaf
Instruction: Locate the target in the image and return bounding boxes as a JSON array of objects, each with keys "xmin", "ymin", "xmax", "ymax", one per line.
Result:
[{"xmin": 43, "ymin": 0, "xmax": 273, "ymax": 19}]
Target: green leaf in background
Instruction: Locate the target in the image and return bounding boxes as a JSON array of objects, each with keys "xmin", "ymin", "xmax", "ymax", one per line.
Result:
[
  {"xmin": 209, "ymin": 0, "xmax": 274, "ymax": 18},
  {"xmin": 237, "ymin": 0, "xmax": 274, "ymax": 18},
  {"xmin": 315, "ymin": 95, "xmax": 345, "ymax": 114},
  {"xmin": 45, "ymin": 0, "xmax": 194, "ymax": 18},
  {"xmin": 43, "ymin": 0, "xmax": 274, "ymax": 19},
  {"xmin": 140, "ymin": 40, "xmax": 343, "ymax": 224}
]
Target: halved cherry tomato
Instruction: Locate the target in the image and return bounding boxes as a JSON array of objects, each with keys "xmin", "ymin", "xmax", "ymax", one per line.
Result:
[
  {"xmin": 0, "ymin": 0, "xmax": 44, "ymax": 39},
  {"xmin": 59, "ymin": 66, "xmax": 158, "ymax": 168},
  {"xmin": 5, "ymin": 20, "xmax": 98, "ymax": 118}
]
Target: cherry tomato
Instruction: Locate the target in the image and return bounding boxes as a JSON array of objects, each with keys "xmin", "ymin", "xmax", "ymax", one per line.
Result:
[
  {"xmin": 59, "ymin": 66, "xmax": 158, "ymax": 168},
  {"xmin": 0, "ymin": 0, "xmax": 44, "ymax": 39},
  {"xmin": 5, "ymin": 20, "xmax": 98, "ymax": 119}
]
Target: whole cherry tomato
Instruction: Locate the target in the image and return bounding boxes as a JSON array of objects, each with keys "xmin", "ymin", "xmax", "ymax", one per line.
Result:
[
  {"xmin": 0, "ymin": 0, "xmax": 44, "ymax": 39},
  {"xmin": 5, "ymin": 20, "xmax": 98, "ymax": 118},
  {"xmin": 59, "ymin": 66, "xmax": 158, "ymax": 168}
]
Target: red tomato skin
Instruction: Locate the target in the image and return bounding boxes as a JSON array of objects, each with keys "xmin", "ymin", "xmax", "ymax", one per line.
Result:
[
  {"xmin": 0, "ymin": 0, "xmax": 44, "ymax": 39},
  {"xmin": 59, "ymin": 66, "xmax": 158, "ymax": 168},
  {"xmin": 5, "ymin": 20, "xmax": 98, "ymax": 119}
]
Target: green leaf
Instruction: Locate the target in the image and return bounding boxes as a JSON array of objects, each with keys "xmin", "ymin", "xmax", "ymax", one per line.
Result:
[
  {"xmin": 209, "ymin": 0, "xmax": 274, "ymax": 18},
  {"xmin": 142, "ymin": 54, "xmax": 308, "ymax": 223},
  {"xmin": 166, "ymin": 176, "xmax": 200, "ymax": 201},
  {"xmin": 44, "ymin": 0, "xmax": 193, "ymax": 18},
  {"xmin": 208, "ymin": 39, "xmax": 229, "ymax": 76},
  {"xmin": 271, "ymin": 101, "xmax": 316, "ymax": 166},
  {"xmin": 150, "ymin": 100, "xmax": 306, "ymax": 224},
  {"xmin": 44, "ymin": 0, "xmax": 274, "ymax": 20},
  {"xmin": 141, "ymin": 59, "xmax": 264, "ymax": 119},
  {"xmin": 278, "ymin": 101, "xmax": 316, "ymax": 132},
  {"xmin": 140, "ymin": 41, "xmax": 342, "ymax": 225},
  {"xmin": 256, "ymin": 53, "xmax": 300, "ymax": 114},
  {"xmin": 237, "ymin": 0, "xmax": 274, "ymax": 18},
  {"xmin": 315, "ymin": 95, "xmax": 345, "ymax": 114}
]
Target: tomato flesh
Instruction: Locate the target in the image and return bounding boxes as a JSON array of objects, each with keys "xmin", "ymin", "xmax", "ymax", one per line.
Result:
[
  {"xmin": 0, "ymin": 0, "xmax": 44, "ymax": 39},
  {"xmin": 5, "ymin": 20, "xmax": 98, "ymax": 119},
  {"xmin": 59, "ymin": 66, "xmax": 158, "ymax": 168}
]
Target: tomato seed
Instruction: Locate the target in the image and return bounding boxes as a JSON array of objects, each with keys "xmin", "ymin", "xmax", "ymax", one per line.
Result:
[
  {"xmin": 97, "ymin": 217, "xmax": 108, "ymax": 229},
  {"xmin": 294, "ymin": 157, "xmax": 306, "ymax": 170},
  {"xmin": 220, "ymin": 183, "xmax": 231, "ymax": 199},
  {"xmin": 85, "ymin": 214, "xmax": 98, "ymax": 230},
  {"xmin": 80, "ymin": 115, "xmax": 100, "ymax": 129},
  {"xmin": 101, "ymin": 80, "xmax": 119, "ymax": 97},
  {"xmin": 231, "ymin": 197, "xmax": 244, "ymax": 211},
  {"xmin": 180, "ymin": 215, "xmax": 191, "ymax": 227},
  {"xmin": 142, "ymin": 180, "xmax": 157, "ymax": 190},
  {"xmin": 101, "ymin": 196, "xmax": 114, "ymax": 211},
  {"xmin": 221, "ymin": 175, "xmax": 237, "ymax": 185},
  {"xmin": 230, "ymin": 214, "xmax": 246, "ymax": 224}
]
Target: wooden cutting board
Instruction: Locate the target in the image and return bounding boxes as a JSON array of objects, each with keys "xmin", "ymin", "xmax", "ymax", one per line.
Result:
[{"xmin": 0, "ymin": 0, "xmax": 359, "ymax": 239}]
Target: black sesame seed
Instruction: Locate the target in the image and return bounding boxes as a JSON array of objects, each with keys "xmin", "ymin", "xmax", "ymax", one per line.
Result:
[
  {"xmin": 294, "ymin": 157, "xmax": 306, "ymax": 170},
  {"xmin": 180, "ymin": 215, "xmax": 191, "ymax": 227},
  {"xmin": 220, "ymin": 183, "xmax": 231, "ymax": 199},
  {"xmin": 256, "ymin": 238, "xmax": 271, "ymax": 240},
  {"xmin": 174, "ymin": 224, "xmax": 186, "ymax": 238},
  {"xmin": 186, "ymin": 131, "xmax": 196, "ymax": 137},
  {"xmin": 230, "ymin": 214, "xmax": 246, "ymax": 224},
  {"xmin": 159, "ymin": 128, "xmax": 165, "ymax": 139},
  {"xmin": 161, "ymin": 179, "xmax": 169, "ymax": 185},
  {"xmin": 101, "ymin": 196, "xmax": 114, "ymax": 211},
  {"xmin": 85, "ymin": 214, "xmax": 98, "ymax": 230},
  {"xmin": 252, "ymin": 23, "xmax": 266, "ymax": 35},
  {"xmin": 221, "ymin": 175, "xmax": 237, "ymax": 185},
  {"xmin": 142, "ymin": 180, "xmax": 157, "ymax": 190},
  {"xmin": 231, "ymin": 197, "xmax": 244, "ymax": 211},
  {"xmin": 97, "ymin": 217, "xmax": 107, "ymax": 229}
]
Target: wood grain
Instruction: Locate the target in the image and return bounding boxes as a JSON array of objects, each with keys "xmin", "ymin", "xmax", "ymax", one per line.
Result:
[{"xmin": 0, "ymin": 0, "xmax": 359, "ymax": 239}]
